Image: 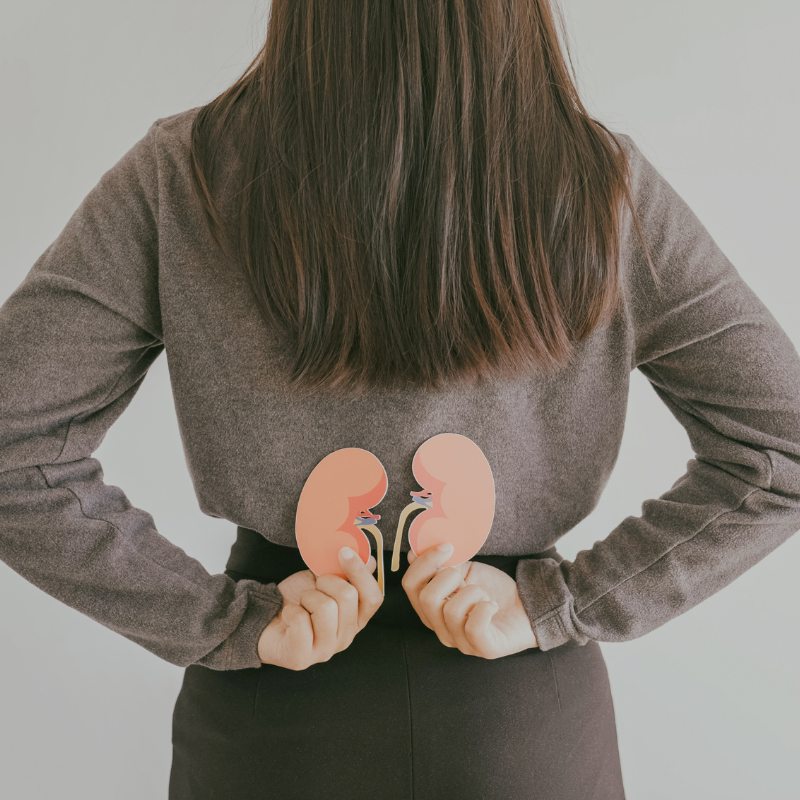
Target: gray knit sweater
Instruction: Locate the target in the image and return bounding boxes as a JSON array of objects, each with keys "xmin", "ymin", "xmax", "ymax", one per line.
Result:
[{"xmin": 2, "ymin": 107, "xmax": 800, "ymax": 671}]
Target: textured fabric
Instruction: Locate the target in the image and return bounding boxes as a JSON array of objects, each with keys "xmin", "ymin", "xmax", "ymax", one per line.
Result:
[
  {"xmin": 2, "ymin": 106, "xmax": 800, "ymax": 671},
  {"xmin": 169, "ymin": 534, "xmax": 625, "ymax": 800}
]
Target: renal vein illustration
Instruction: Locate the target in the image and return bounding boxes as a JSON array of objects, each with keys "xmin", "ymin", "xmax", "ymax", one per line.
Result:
[{"xmin": 295, "ymin": 433, "xmax": 495, "ymax": 595}]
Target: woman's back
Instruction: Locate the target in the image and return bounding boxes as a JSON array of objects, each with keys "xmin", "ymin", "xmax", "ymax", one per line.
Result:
[{"xmin": 2, "ymin": 103, "xmax": 799, "ymax": 669}]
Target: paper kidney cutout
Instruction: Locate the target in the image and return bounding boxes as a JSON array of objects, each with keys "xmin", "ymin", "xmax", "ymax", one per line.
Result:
[
  {"xmin": 391, "ymin": 432, "xmax": 495, "ymax": 571},
  {"xmin": 296, "ymin": 447, "xmax": 388, "ymax": 594}
]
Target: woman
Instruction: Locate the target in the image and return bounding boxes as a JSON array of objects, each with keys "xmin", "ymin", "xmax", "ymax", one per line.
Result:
[{"xmin": 1, "ymin": 1, "xmax": 799, "ymax": 798}]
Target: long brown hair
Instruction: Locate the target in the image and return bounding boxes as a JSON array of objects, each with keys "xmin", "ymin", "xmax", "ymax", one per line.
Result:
[{"xmin": 189, "ymin": 0, "xmax": 656, "ymax": 397}]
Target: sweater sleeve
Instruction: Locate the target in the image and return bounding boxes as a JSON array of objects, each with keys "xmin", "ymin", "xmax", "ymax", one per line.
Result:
[
  {"xmin": 0, "ymin": 120, "xmax": 283, "ymax": 670},
  {"xmin": 516, "ymin": 134, "xmax": 800, "ymax": 650}
]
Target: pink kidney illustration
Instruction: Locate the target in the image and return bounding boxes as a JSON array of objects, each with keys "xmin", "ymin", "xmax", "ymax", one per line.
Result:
[
  {"xmin": 391, "ymin": 433, "xmax": 495, "ymax": 571},
  {"xmin": 296, "ymin": 448, "xmax": 388, "ymax": 594}
]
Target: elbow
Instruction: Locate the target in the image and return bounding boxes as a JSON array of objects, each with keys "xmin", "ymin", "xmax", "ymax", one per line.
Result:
[{"xmin": 766, "ymin": 449, "xmax": 800, "ymax": 505}]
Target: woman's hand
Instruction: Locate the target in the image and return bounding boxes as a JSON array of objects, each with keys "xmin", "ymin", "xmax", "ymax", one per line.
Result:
[
  {"xmin": 402, "ymin": 542, "xmax": 539, "ymax": 659},
  {"xmin": 257, "ymin": 548, "xmax": 383, "ymax": 670}
]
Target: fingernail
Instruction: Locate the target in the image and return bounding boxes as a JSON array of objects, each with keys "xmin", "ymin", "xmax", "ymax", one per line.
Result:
[
  {"xmin": 437, "ymin": 543, "xmax": 454, "ymax": 554},
  {"xmin": 339, "ymin": 547, "xmax": 356, "ymax": 560}
]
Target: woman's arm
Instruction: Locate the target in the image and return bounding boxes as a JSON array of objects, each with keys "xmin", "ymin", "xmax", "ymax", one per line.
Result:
[
  {"xmin": 0, "ymin": 120, "xmax": 283, "ymax": 670},
  {"xmin": 516, "ymin": 134, "xmax": 800, "ymax": 649}
]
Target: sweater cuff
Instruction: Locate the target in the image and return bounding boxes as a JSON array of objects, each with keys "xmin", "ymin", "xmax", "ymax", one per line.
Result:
[
  {"xmin": 515, "ymin": 557, "xmax": 591, "ymax": 651},
  {"xmin": 194, "ymin": 580, "xmax": 284, "ymax": 671}
]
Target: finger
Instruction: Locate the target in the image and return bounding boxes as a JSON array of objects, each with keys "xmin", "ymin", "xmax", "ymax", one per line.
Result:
[
  {"xmin": 464, "ymin": 600, "xmax": 501, "ymax": 659},
  {"xmin": 401, "ymin": 542, "xmax": 456, "ymax": 629},
  {"xmin": 407, "ymin": 546, "xmax": 464, "ymax": 594},
  {"xmin": 279, "ymin": 603, "xmax": 314, "ymax": 669},
  {"xmin": 407, "ymin": 546, "xmax": 465, "ymax": 577},
  {"xmin": 417, "ymin": 566, "xmax": 468, "ymax": 647},
  {"xmin": 299, "ymin": 589, "xmax": 339, "ymax": 659},
  {"xmin": 442, "ymin": 584, "xmax": 492, "ymax": 655},
  {"xmin": 338, "ymin": 547, "xmax": 383, "ymax": 628},
  {"xmin": 314, "ymin": 573, "xmax": 359, "ymax": 647}
]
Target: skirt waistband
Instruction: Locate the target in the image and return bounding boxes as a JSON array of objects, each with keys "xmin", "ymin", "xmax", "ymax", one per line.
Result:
[{"xmin": 225, "ymin": 526, "xmax": 563, "ymax": 589}]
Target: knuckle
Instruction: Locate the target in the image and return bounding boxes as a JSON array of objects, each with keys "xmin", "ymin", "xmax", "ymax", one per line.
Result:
[
  {"xmin": 368, "ymin": 587, "xmax": 384, "ymax": 605},
  {"xmin": 463, "ymin": 620, "xmax": 479, "ymax": 639},
  {"xmin": 443, "ymin": 599, "xmax": 464, "ymax": 623},
  {"xmin": 469, "ymin": 638, "xmax": 493, "ymax": 659},
  {"xmin": 341, "ymin": 584, "xmax": 359, "ymax": 604},
  {"xmin": 418, "ymin": 584, "xmax": 434, "ymax": 604},
  {"xmin": 300, "ymin": 588, "xmax": 318, "ymax": 605},
  {"xmin": 319, "ymin": 596, "xmax": 338, "ymax": 615},
  {"xmin": 434, "ymin": 629, "xmax": 453, "ymax": 647},
  {"xmin": 442, "ymin": 595, "xmax": 459, "ymax": 616}
]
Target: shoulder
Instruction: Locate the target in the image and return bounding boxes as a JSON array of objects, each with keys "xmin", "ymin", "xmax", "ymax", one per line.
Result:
[
  {"xmin": 606, "ymin": 130, "xmax": 661, "ymax": 200},
  {"xmin": 145, "ymin": 104, "xmax": 243, "ymax": 193},
  {"xmin": 146, "ymin": 106, "xmax": 203, "ymax": 161},
  {"xmin": 151, "ymin": 105, "xmax": 203, "ymax": 142},
  {"xmin": 132, "ymin": 105, "xmax": 205, "ymax": 188}
]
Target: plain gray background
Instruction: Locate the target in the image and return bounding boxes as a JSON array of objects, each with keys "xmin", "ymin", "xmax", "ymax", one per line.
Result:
[{"xmin": 1, "ymin": 1, "xmax": 798, "ymax": 797}]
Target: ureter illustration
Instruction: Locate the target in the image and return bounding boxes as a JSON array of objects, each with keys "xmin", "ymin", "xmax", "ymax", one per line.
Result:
[
  {"xmin": 390, "ymin": 495, "xmax": 431, "ymax": 572},
  {"xmin": 358, "ymin": 522, "xmax": 385, "ymax": 595}
]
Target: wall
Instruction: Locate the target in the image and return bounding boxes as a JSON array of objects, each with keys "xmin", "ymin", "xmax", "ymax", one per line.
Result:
[{"xmin": 1, "ymin": 1, "xmax": 798, "ymax": 797}]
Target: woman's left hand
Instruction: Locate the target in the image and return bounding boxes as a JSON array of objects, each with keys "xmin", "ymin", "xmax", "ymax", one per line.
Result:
[{"xmin": 401, "ymin": 542, "xmax": 539, "ymax": 658}]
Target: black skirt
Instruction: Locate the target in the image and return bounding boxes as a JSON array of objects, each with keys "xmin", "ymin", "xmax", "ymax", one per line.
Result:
[{"xmin": 169, "ymin": 528, "xmax": 625, "ymax": 799}]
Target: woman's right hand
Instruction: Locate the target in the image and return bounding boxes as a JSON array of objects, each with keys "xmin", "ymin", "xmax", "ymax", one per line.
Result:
[{"xmin": 257, "ymin": 547, "xmax": 384, "ymax": 670}]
